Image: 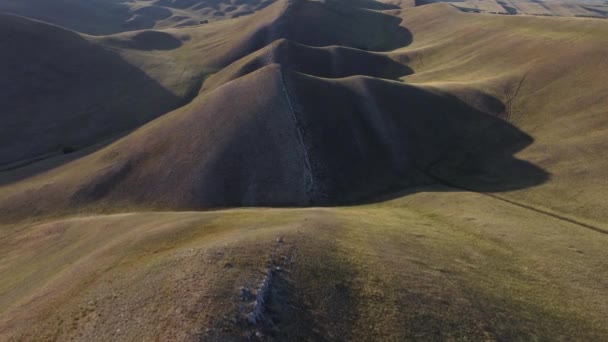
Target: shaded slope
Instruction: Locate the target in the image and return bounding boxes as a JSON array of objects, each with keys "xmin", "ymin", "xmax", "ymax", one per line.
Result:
[
  {"xmin": 0, "ymin": 0, "xmax": 276, "ymax": 35},
  {"xmin": 0, "ymin": 0, "xmax": 411, "ymax": 168},
  {"xmin": 0, "ymin": 0, "xmax": 131, "ymax": 35},
  {"xmin": 0, "ymin": 14, "xmax": 184, "ymax": 166},
  {"xmin": 393, "ymin": 3, "xmax": 608, "ymax": 223},
  {"xmin": 201, "ymin": 38, "xmax": 413, "ymax": 93},
  {"xmin": 100, "ymin": 29, "xmax": 185, "ymax": 51},
  {"xmin": 270, "ymin": 0, "xmax": 411, "ymax": 50},
  {"xmin": 214, "ymin": 0, "xmax": 412, "ymax": 67},
  {"xmin": 2, "ymin": 0, "xmax": 605, "ymax": 224},
  {"xmin": 0, "ymin": 64, "xmax": 546, "ymax": 219},
  {"xmin": 85, "ymin": 0, "xmax": 414, "ymax": 104},
  {"xmin": 0, "ymin": 65, "xmax": 311, "ymax": 217}
]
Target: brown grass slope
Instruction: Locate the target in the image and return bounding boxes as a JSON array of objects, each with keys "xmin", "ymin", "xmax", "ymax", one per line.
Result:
[
  {"xmin": 0, "ymin": 13, "xmax": 186, "ymax": 167},
  {"xmin": 0, "ymin": 0, "xmax": 277, "ymax": 35},
  {"xmin": 211, "ymin": 0, "xmax": 412, "ymax": 66},
  {"xmin": 0, "ymin": 61, "xmax": 546, "ymax": 219},
  {"xmin": 201, "ymin": 38, "xmax": 413, "ymax": 93},
  {"xmin": 1, "ymin": 201, "xmax": 607, "ymax": 340},
  {"xmin": 0, "ymin": 0, "xmax": 339, "ymax": 168},
  {"xmin": 84, "ymin": 0, "xmax": 413, "ymax": 102},
  {"xmin": 0, "ymin": 0, "xmax": 606, "ymax": 223},
  {"xmin": 2, "ymin": 0, "xmax": 608, "ymax": 340},
  {"xmin": 79, "ymin": 0, "xmax": 406, "ymax": 108},
  {"xmin": 394, "ymin": 3, "xmax": 608, "ymax": 224},
  {"xmin": 0, "ymin": 0, "xmax": 132, "ymax": 35}
]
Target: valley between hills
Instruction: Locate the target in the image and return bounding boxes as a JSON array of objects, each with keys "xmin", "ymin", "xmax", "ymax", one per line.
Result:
[{"xmin": 1, "ymin": 0, "xmax": 607, "ymax": 340}]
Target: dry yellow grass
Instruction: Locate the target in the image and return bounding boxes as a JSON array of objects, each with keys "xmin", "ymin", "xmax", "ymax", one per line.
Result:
[
  {"xmin": 391, "ymin": 4, "xmax": 608, "ymax": 224},
  {"xmin": 1, "ymin": 190, "xmax": 607, "ymax": 340}
]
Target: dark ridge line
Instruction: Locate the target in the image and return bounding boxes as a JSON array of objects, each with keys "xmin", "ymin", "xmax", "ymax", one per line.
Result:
[
  {"xmin": 0, "ymin": 152, "xmax": 60, "ymax": 172},
  {"xmin": 421, "ymin": 169, "xmax": 608, "ymax": 235}
]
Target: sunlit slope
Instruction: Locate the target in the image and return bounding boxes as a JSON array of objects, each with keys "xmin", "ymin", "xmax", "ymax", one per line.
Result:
[
  {"xmin": 392, "ymin": 3, "xmax": 608, "ymax": 223},
  {"xmin": 1, "ymin": 193, "xmax": 607, "ymax": 340},
  {"xmin": 0, "ymin": 0, "xmax": 277, "ymax": 35},
  {"xmin": 0, "ymin": 0, "xmax": 132, "ymax": 35},
  {"xmin": 200, "ymin": 38, "xmax": 413, "ymax": 93},
  {"xmin": 0, "ymin": 0, "xmax": 415, "ymax": 170}
]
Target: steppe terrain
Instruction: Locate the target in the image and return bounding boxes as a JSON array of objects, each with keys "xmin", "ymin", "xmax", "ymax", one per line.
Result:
[
  {"xmin": 421, "ymin": 0, "xmax": 608, "ymax": 18},
  {"xmin": 1, "ymin": 0, "xmax": 607, "ymax": 340}
]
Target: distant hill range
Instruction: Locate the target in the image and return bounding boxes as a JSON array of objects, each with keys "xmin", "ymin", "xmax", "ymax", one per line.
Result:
[
  {"xmin": 418, "ymin": 0, "xmax": 608, "ymax": 18},
  {"xmin": 0, "ymin": 0, "xmax": 605, "ymax": 38}
]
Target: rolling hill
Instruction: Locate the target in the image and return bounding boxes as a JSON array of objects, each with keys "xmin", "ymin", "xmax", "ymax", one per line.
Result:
[
  {"xmin": 0, "ymin": 0, "xmax": 278, "ymax": 34},
  {"xmin": 0, "ymin": 13, "xmax": 187, "ymax": 167},
  {"xmin": 419, "ymin": 0, "xmax": 608, "ymax": 18},
  {"xmin": 1, "ymin": 0, "xmax": 607, "ymax": 340}
]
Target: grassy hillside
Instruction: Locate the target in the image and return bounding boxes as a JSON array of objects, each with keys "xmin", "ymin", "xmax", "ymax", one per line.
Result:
[
  {"xmin": 2, "ymin": 0, "xmax": 607, "ymax": 224},
  {"xmin": 0, "ymin": 63, "xmax": 547, "ymax": 219},
  {"xmin": 416, "ymin": 0, "xmax": 608, "ymax": 18},
  {"xmin": 0, "ymin": 0, "xmax": 277, "ymax": 34},
  {"xmin": 1, "ymin": 0, "xmax": 608, "ymax": 340},
  {"xmin": 393, "ymin": 3, "xmax": 608, "ymax": 224},
  {"xmin": 0, "ymin": 13, "xmax": 190, "ymax": 167},
  {"xmin": 0, "ymin": 0, "xmax": 552, "ymax": 219},
  {"xmin": 1, "ymin": 192, "xmax": 607, "ymax": 340}
]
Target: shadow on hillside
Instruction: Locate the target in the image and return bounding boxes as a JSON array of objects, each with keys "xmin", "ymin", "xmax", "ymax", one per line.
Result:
[
  {"xmin": 173, "ymin": 71, "xmax": 550, "ymax": 209},
  {"xmin": 0, "ymin": 0, "xmax": 133, "ymax": 35},
  {"xmin": 105, "ymin": 30, "xmax": 184, "ymax": 51},
  {"xmin": 207, "ymin": 39, "xmax": 413, "ymax": 94},
  {"xmin": 224, "ymin": 0, "xmax": 413, "ymax": 68},
  {"xmin": 0, "ymin": 13, "xmax": 185, "ymax": 178},
  {"xmin": 284, "ymin": 0, "xmax": 412, "ymax": 51},
  {"xmin": 121, "ymin": 6, "xmax": 173, "ymax": 31},
  {"xmin": 0, "ymin": 0, "xmax": 548, "ymax": 215},
  {"xmin": 278, "ymin": 73, "xmax": 550, "ymax": 206},
  {"xmin": 326, "ymin": 88, "xmax": 550, "ymax": 206},
  {"xmin": 0, "ymin": 132, "xmax": 129, "ymax": 187}
]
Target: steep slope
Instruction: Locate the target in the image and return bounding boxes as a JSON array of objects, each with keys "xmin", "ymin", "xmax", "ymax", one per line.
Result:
[
  {"xmin": 203, "ymin": 0, "xmax": 412, "ymax": 67},
  {"xmin": 0, "ymin": 63, "xmax": 545, "ymax": 220},
  {"xmin": 85, "ymin": 0, "xmax": 413, "ymax": 102},
  {"xmin": 2, "ymin": 0, "xmax": 608, "ymax": 340},
  {"xmin": 201, "ymin": 38, "xmax": 413, "ymax": 93},
  {"xmin": 0, "ymin": 0, "xmax": 131, "ymax": 35},
  {"xmin": 0, "ymin": 0, "xmax": 276, "ymax": 35},
  {"xmin": 1, "ymin": 0, "xmax": 606, "ymax": 224},
  {"xmin": 0, "ymin": 13, "xmax": 185, "ymax": 167}
]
